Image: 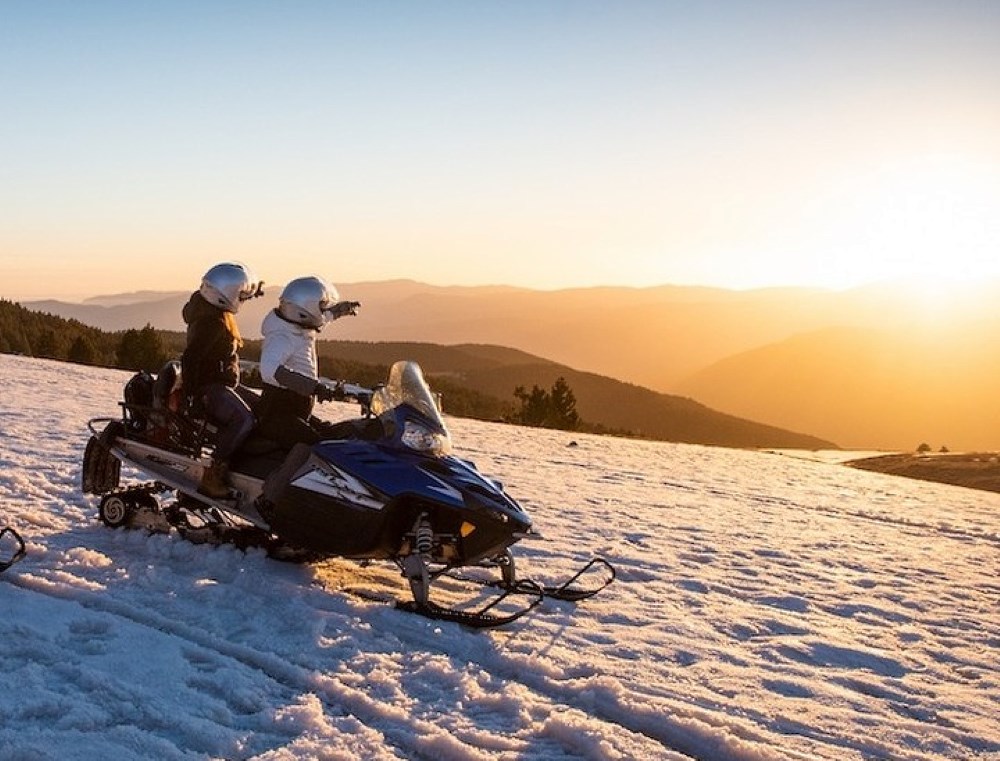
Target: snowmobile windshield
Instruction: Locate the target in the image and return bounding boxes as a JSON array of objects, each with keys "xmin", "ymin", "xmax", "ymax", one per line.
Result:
[{"xmin": 370, "ymin": 361, "xmax": 451, "ymax": 454}]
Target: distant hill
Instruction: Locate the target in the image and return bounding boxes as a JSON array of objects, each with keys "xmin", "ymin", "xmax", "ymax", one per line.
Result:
[
  {"xmin": 24, "ymin": 294, "xmax": 193, "ymax": 334},
  {"xmin": 20, "ymin": 279, "xmax": 941, "ymax": 392},
  {"xmin": 0, "ymin": 299, "xmax": 833, "ymax": 449},
  {"xmin": 310, "ymin": 341, "xmax": 548, "ymax": 376},
  {"xmin": 674, "ymin": 322, "xmax": 1000, "ymax": 451},
  {"xmin": 309, "ymin": 340, "xmax": 834, "ymax": 450},
  {"xmin": 27, "ymin": 278, "xmax": 1000, "ymax": 395},
  {"xmin": 0, "ymin": 298, "xmax": 122, "ymax": 365},
  {"xmin": 20, "ymin": 278, "xmax": 1000, "ymax": 449}
]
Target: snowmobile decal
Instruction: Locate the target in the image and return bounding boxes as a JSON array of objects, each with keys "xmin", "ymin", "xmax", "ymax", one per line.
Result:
[
  {"xmin": 144, "ymin": 452, "xmax": 194, "ymax": 473},
  {"xmin": 291, "ymin": 465, "xmax": 385, "ymax": 511},
  {"xmin": 421, "ymin": 471, "xmax": 464, "ymax": 503}
]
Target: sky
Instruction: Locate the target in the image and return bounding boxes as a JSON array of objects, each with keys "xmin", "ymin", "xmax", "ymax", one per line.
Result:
[
  {"xmin": 2, "ymin": 352, "xmax": 999, "ymax": 759},
  {"xmin": 2, "ymin": 1, "xmax": 1000, "ymax": 300}
]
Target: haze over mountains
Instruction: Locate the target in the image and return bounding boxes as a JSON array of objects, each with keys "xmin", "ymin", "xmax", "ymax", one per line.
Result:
[
  {"xmin": 312, "ymin": 341, "xmax": 832, "ymax": 450},
  {"xmin": 24, "ymin": 279, "xmax": 1000, "ymax": 451}
]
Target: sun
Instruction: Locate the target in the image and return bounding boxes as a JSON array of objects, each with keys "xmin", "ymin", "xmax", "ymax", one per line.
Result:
[{"xmin": 797, "ymin": 153, "xmax": 1000, "ymax": 292}]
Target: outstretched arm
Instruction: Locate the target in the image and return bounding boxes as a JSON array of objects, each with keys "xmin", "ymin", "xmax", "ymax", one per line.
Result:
[
  {"xmin": 274, "ymin": 365, "xmax": 323, "ymax": 398},
  {"xmin": 325, "ymin": 301, "xmax": 361, "ymax": 321}
]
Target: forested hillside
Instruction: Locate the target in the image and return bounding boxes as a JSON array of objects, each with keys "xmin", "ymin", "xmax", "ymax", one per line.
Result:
[
  {"xmin": 306, "ymin": 340, "xmax": 834, "ymax": 449},
  {"xmin": 0, "ymin": 302, "xmax": 833, "ymax": 449},
  {"xmin": 0, "ymin": 299, "xmax": 119, "ymax": 365},
  {"xmin": 0, "ymin": 299, "xmax": 185, "ymax": 371}
]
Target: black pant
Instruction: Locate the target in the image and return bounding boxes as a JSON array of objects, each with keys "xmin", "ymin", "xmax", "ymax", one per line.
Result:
[
  {"xmin": 256, "ymin": 384, "xmax": 381, "ymax": 449},
  {"xmin": 201, "ymin": 383, "xmax": 255, "ymax": 462}
]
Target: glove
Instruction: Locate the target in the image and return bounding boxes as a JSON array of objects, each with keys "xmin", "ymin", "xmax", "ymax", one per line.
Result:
[
  {"xmin": 325, "ymin": 300, "xmax": 361, "ymax": 321},
  {"xmin": 314, "ymin": 383, "xmax": 337, "ymax": 403},
  {"xmin": 314, "ymin": 382, "xmax": 345, "ymax": 403}
]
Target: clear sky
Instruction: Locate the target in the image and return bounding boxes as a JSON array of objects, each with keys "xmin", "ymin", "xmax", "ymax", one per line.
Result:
[{"xmin": 2, "ymin": 0, "xmax": 999, "ymax": 300}]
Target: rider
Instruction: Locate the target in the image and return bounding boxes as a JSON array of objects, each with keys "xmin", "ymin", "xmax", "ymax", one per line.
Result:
[
  {"xmin": 181, "ymin": 262, "xmax": 263, "ymax": 498},
  {"xmin": 255, "ymin": 275, "xmax": 371, "ymax": 448}
]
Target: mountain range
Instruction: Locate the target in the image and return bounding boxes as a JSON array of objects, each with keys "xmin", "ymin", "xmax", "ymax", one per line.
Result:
[
  {"xmin": 24, "ymin": 278, "xmax": 1000, "ymax": 450},
  {"xmin": 306, "ymin": 340, "xmax": 832, "ymax": 449}
]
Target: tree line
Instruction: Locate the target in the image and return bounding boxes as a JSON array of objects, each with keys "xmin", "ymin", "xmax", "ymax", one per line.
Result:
[
  {"xmin": 0, "ymin": 299, "xmax": 180, "ymax": 369},
  {"xmin": 0, "ymin": 300, "xmax": 585, "ymax": 433}
]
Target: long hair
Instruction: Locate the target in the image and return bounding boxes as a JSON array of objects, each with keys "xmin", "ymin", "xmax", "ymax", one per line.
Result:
[{"xmin": 224, "ymin": 310, "xmax": 243, "ymax": 349}]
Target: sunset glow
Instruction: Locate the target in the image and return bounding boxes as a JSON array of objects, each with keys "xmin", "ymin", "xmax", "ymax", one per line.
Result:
[
  {"xmin": 1, "ymin": 2, "xmax": 998, "ymax": 300},
  {"xmin": 796, "ymin": 154, "xmax": 1000, "ymax": 289}
]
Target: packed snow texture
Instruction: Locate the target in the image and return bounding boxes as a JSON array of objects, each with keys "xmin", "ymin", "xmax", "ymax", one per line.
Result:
[{"xmin": 1, "ymin": 354, "xmax": 998, "ymax": 761}]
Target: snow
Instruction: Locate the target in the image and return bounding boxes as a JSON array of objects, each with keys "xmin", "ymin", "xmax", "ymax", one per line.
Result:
[{"xmin": 1, "ymin": 353, "xmax": 998, "ymax": 761}]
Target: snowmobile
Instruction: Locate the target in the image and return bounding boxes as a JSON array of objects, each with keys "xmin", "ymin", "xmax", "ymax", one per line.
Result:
[
  {"xmin": 81, "ymin": 360, "xmax": 613, "ymax": 627},
  {"xmin": 0, "ymin": 527, "xmax": 26, "ymax": 573}
]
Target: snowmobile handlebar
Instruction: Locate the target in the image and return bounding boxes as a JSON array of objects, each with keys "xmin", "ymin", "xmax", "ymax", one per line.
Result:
[
  {"xmin": 237, "ymin": 360, "xmax": 373, "ymax": 414},
  {"xmin": 316, "ymin": 378, "xmax": 375, "ymax": 416}
]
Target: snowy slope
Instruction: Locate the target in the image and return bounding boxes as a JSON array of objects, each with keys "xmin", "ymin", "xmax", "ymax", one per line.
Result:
[{"xmin": 1, "ymin": 354, "xmax": 997, "ymax": 761}]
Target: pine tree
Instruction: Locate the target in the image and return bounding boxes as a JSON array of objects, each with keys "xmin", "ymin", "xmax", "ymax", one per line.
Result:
[
  {"xmin": 513, "ymin": 377, "xmax": 581, "ymax": 431},
  {"xmin": 513, "ymin": 384, "xmax": 551, "ymax": 427},
  {"xmin": 68, "ymin": 335, "xmax": 97, "ymax": 365},
  {"xmin": 549, "ymin": 377, "xmax": 580, "ymax": 430},
  {"xmin": 116, "ymin": 324, "xmax": 168, "ymax": 371},
  {"xmin": 35, "ymin": 329, "xmax": 64, "ymax": 359}
]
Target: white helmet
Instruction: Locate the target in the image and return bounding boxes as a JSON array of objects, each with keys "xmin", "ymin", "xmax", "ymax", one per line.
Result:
[
  {"xmin": 278, "ymin": 276, "xmax": 339, "ymax": 329},
  {"xmin": 199, "ymin": 262, "xmax": 262, "ymax": 313}
]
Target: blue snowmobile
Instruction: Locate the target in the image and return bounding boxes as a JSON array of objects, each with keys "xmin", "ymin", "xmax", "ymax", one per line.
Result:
[{"xmin": 82, "ymin": 360, "xmax": 613, "ymax": 627}]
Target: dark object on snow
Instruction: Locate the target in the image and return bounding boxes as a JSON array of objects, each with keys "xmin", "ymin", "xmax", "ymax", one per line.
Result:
[
  {"xmin": 0, "ymin": 527, "xmax": 26, "ymax": 573},
  {"xmin": 82, "ymin": 359, "xmax": 614, "ymax": 628}
]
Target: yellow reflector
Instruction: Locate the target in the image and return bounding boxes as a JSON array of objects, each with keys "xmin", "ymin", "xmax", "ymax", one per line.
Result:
[{"xmin": 460, "ymin": 521, "xmax": 476, "ymax": 537}]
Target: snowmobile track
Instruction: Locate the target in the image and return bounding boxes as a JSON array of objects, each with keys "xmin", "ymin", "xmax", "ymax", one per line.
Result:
[{"xmin": 3, "ymin": 569, "xmax": 505, "ymax": 761}]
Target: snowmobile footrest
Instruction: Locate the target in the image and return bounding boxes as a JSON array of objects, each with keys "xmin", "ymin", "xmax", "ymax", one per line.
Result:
[{"xmin": 0, "ymin": 528, "xmax": 26, "ymax": 573}]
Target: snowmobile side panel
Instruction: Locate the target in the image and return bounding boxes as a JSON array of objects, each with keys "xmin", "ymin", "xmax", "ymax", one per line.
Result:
[
  {"xmin": 107, "ymin": 437, "xmax": 269, "ymax": 528},
  {"xmin": 316, "ymin": 440, "xmax": 468, "ymax": 508},
  {"xmin": 262, "ymin": 449, "xmax": 395, "ymax": 556}
]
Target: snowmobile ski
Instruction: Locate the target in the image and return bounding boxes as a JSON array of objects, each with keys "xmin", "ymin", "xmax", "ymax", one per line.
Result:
[
  {"xmin": 396, "ymin": 579, "xmax": 545, "ymax": 629},
  {"xmin": 0, "ymin": 527, "xmax": 26, "ymax": 573},
  {"xmin": 533, "ymin": 557, "xmax": 617, "ymax": 602}
]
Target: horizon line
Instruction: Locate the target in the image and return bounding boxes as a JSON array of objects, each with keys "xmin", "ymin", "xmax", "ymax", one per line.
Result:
[{"xmin": 10, "ymin": 273, "xmax": 991, "ymax": 304}]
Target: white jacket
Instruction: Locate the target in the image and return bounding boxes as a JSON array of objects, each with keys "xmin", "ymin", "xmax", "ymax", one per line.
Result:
[{"xmin": 260, "ymin": 309, "xmax": 318, "ymax": 388}]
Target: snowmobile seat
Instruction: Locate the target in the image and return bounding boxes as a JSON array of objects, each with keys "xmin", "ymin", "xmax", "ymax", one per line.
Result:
[{"xmin": 231, "ymin": 435, "xmax": 289, "ymax": 479}]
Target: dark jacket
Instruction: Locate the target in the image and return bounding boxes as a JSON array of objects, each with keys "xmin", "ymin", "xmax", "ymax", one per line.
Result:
[{"xmin": 180, "ymin": 291, "xmax": 241, "ymax": 395}]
